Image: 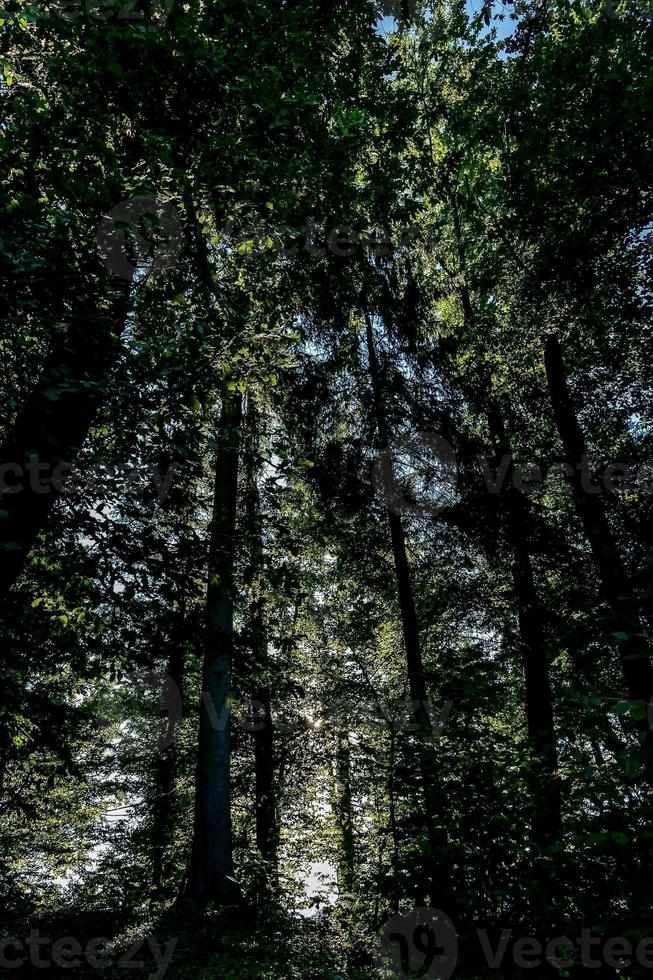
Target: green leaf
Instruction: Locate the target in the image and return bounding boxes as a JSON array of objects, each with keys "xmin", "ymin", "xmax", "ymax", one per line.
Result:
[
  {"xmin": 611, "ymin": 832, "xmax": 629, "ymax": 845},
  {"xmin": 610, "ymin": 701, "xmax": 631, "ymax": 716}
]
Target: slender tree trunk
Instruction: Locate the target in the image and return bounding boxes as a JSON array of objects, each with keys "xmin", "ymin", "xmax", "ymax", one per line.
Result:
[
  {"xmin": 482, "ymin": 406, "xmax": 563, "ymax": 926},
  {"xmin": 448, "ymin": 194, "xmax": 565, "ymax": 909},
  {"xmin": 486, "ymin": 408, "xmax": 563, "ymax": 851},
  {"xmin": 151, "ymin": 746, "xmax": 177, "ymax": 903},
  {"xmin": 253, "ymin": 689, "xmax": 276, "ymax": 866},
  {"xmin": 543, "ymin": 333, "xmax": 653, "ymax": 781},
  {"xmin": 363, "ymin": 313, "xmax": 455, "ymax": 914},
  {"xmin": 0, "ymin": 285, "xmax": 130, "ymax": 603},
  {"xmin": 450, "ymin": 195, "xmax": 563, "ymax": 857},
  {"xmin": 250, "ymin": 612, "xmax": 276, "ymax": 874},
  {"xmin": 185, "ymin": 390, "xmax": 243, "ymax": 905},
  {"xmin": 332, "ymin": 731, "xmax": 356, "ymax": 899},
  {"xmin": 151, "ymin": 628, "xmax": 186, "ymax": 902},
  {"xmin": 386, "ymin": 726, "xmax": 401, "ymax": 914},
  {"xmin": 510, "ymin": 532, "xmax": 562, "ymax": 849},
  {"xmin": 243, "ymin": 402, "xmax": 278, "ymax": 875}
]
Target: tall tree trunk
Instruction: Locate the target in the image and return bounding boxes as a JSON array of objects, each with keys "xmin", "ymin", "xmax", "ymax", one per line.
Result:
[
  {"xmin": 483, "ymin": 405, "xmax": 563, "ymax": 925},
  {"xmin": 0, "ymin": 284, "xmax": 130, "ymax": 603},
  {"xmin": 509, "ymin": 528, "xmax": 562, "ymax": 849},
  {"xmin": 448, "ymin": 196, "xmax": 564, "ymax": 909},
  {"xmin": 332, "ymin": 731, "xmax": 356, "ymax": 899},
  {"xmin": 363, "ymin": 313, "xmax": 455, "ymax": 914},
  {"xmin": 487, "ymin": 408, "xmax": 563, "ymax": 850},
  {"xmin": 185, "ymin": 390, "xmax": 243, "ymax": 905},
  {"xmin": 253, "ymin": 688, "xmax": 276, "ymax": 868},
  {"xmin": 450, "ymin": 193, "xmax": 563, "ymax": 859},
  {"xmin": 243, "ymin": 403, "xmax": 278, "ymax": 875},
  {"xmin": 386, "ymin": 726, "xmax": 401, "ymax": 914},
  {"xmin": 543, "ymin": 332, "xmax": 653, "ymax": 782},
  {"xmin": 151, "ymin": 623, "xmax": 186, "ymax": 903}
]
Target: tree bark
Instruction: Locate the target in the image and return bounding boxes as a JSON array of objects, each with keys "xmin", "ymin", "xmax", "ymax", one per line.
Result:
[
  {"xmin": 386, "ymin": 726, "xmax": 401, "ymax": 914},
  {"xmin": 486, "ymin": 407, "xmax": 563, "ymax": 851},
  {"xmin": 151, "ymin": 624, "xmax": 186, "ymax": 903},
  {"xmin": 446, "ymin": 192, "xmax": 565, "ymax": 907},
  {"xmin": 480, "ymin": 404, "xmax": 563, "ymax": 925},
  {"xmin": 363, "ymin": 313, "xmax": 455, "ymax": 914},
  {"xmin": 253, "ymin": 688, "xmax": 276, "ymax": 867},
  {"xmin": 0, "ymin": 284, "xmax": 130, "ymax": 603},
  {"xmin": 243, "ymin": 402, "xmax": 278, "ymax": 874},
  {"xmin": 332, "ymin": 731, "xmax": 356, "ymax": 899},
  {"xmin": 510, "ymin": 529, "xmax": 562, "ymax": 848},
  {"xmin": 185, "ymin": 390, "xmax": 243, "ymax": 904},
  {"xmin": 543, "ymin": 332, "xmax": 653, "ymax": 782}
]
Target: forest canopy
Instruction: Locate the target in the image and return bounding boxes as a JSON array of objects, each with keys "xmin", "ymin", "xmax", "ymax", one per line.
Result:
[{"xmin": 1, "ymin": 0, "xmax": 653, "ymax": 977}]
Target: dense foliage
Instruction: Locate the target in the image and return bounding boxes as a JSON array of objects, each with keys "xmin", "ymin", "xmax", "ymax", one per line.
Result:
[{"xmin": 1, "ymin": 1, "xmax": 653, "ymax": 977}]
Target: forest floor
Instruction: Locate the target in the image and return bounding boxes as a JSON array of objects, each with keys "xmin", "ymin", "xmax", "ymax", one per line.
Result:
[{"xmin": 120, "ymin": 909, "xmax": 377, "ymax": 980}]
